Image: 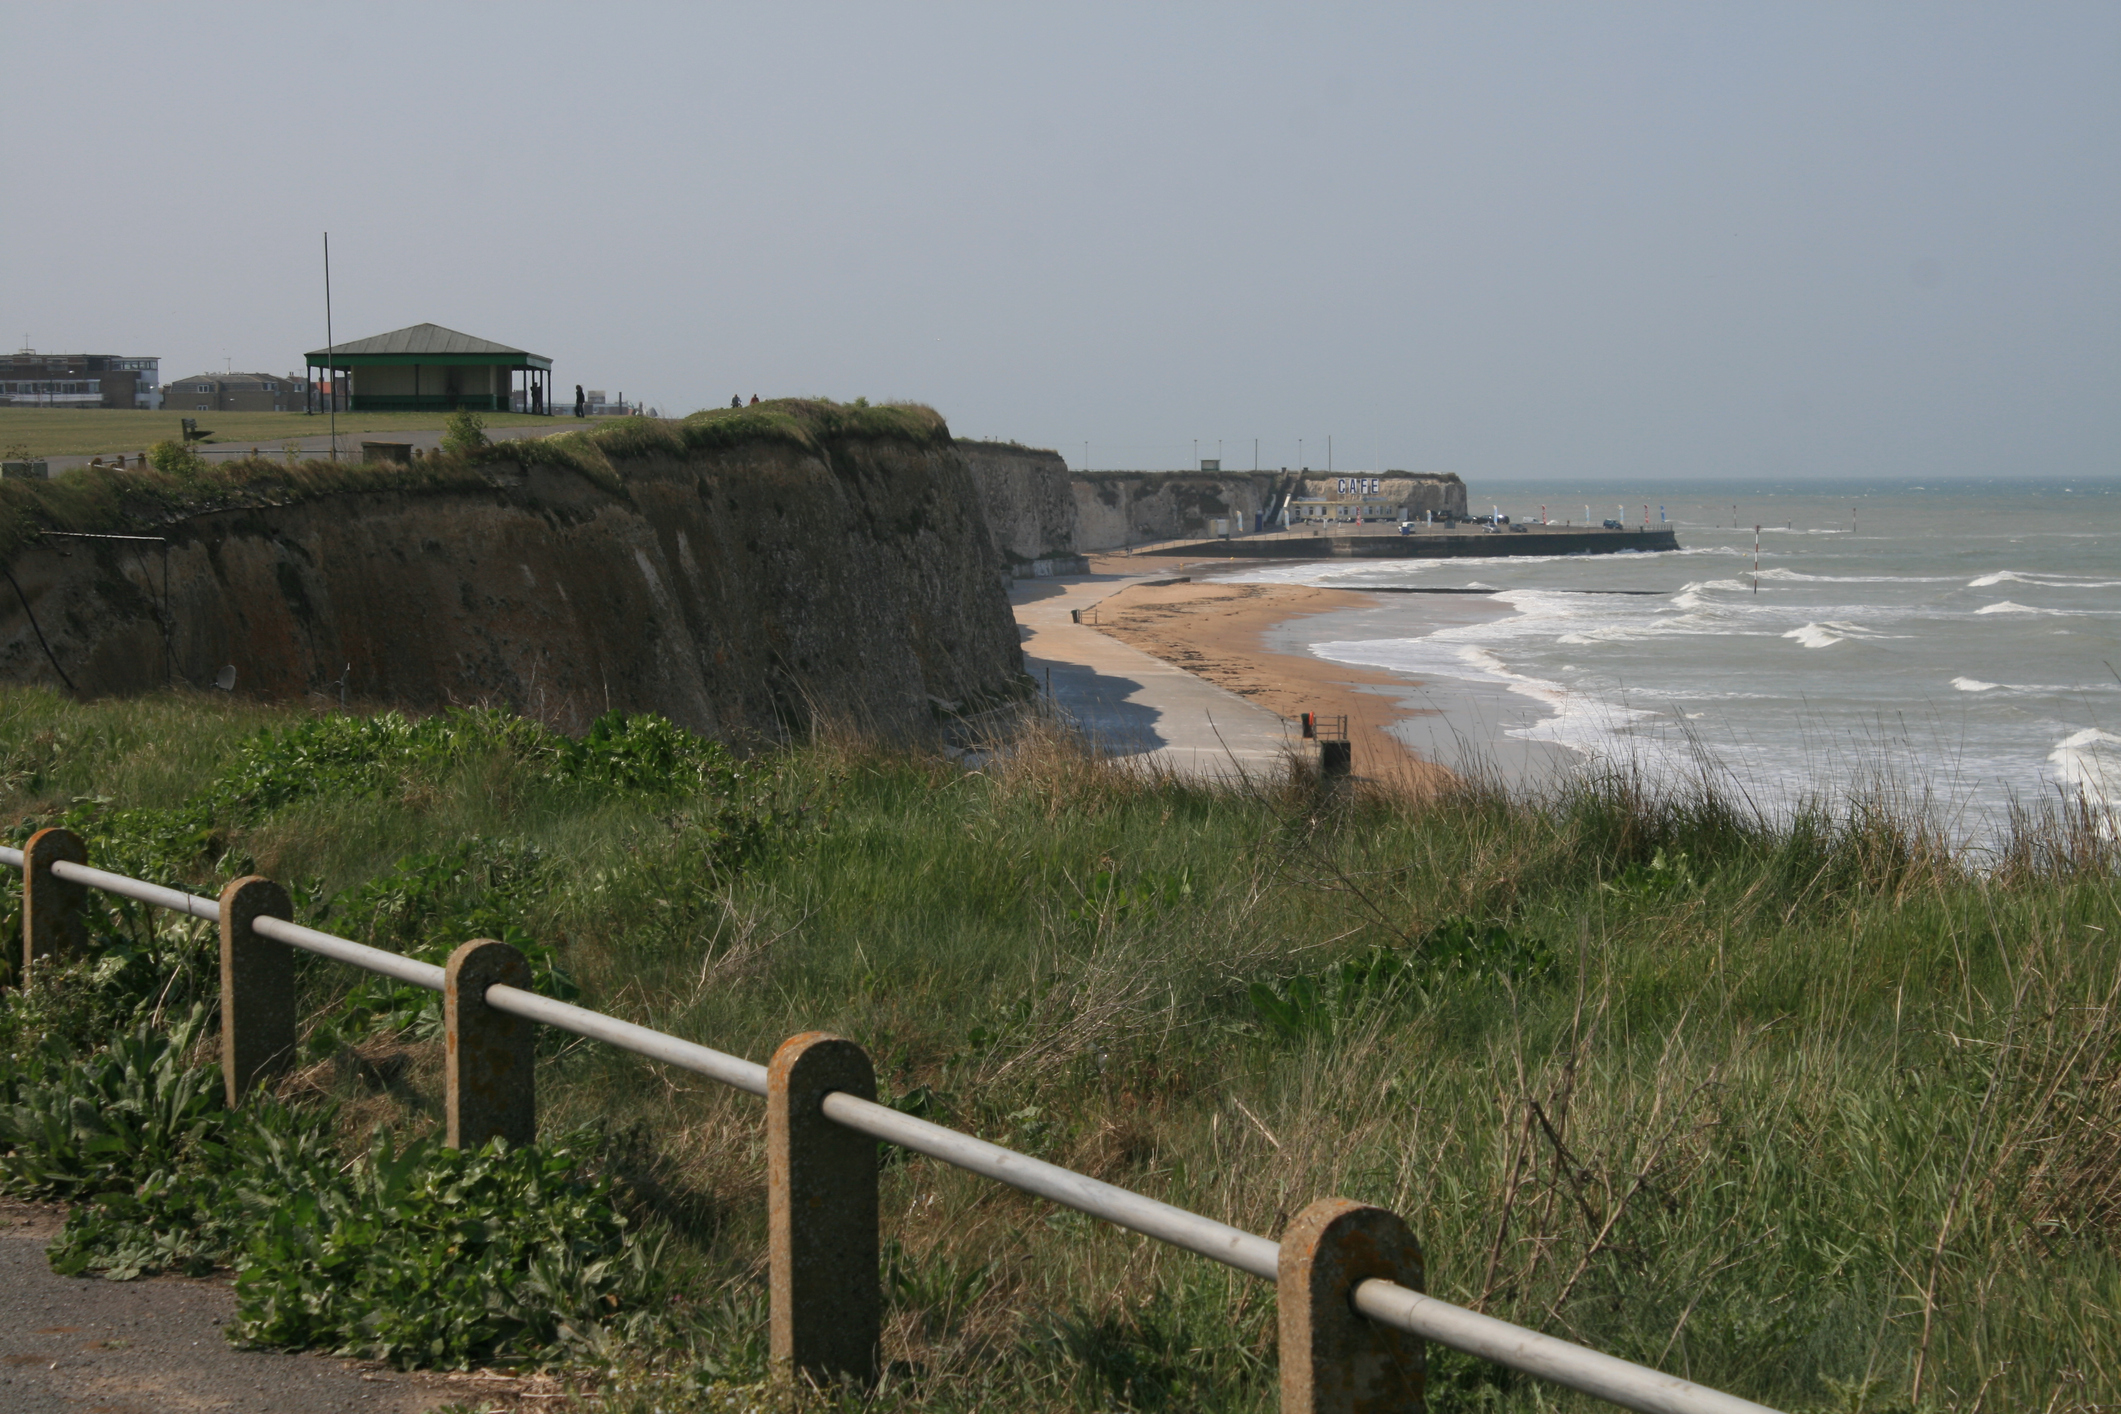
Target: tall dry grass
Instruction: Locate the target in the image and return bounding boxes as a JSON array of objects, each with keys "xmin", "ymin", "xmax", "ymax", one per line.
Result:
[{"xmin": 1, "ymin": 691, "xmax": 2115, "ymax": 1411}]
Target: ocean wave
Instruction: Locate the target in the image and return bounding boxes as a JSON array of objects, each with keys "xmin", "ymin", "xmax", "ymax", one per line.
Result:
[
  {"xmin": 1975, "ymin": 600, "xmax": 2045, "ymax": 615},
  {"xmin": 1755, "ymin": 567, "xmax": 1956, "ymax": 584},
  {"xmin": 2050, "ymin": 728, "xmax": 2121, "ymax": 811},
  {"xmin": 1783, "ymin": 619, "xmax": 1901, "ymax": 649},
  {"xmin": 1967, "ymin": 570, "xmax": 2121, "ymax": 589},
  {"xmin": 1948, "ymin": 676, "xmax": 2117, "ymax": 697}
]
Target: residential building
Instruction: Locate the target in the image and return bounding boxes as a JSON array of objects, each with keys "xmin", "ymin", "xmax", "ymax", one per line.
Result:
[{"xmin": 164, "ymin": 372, "xmax": 311, "ymax": 413}]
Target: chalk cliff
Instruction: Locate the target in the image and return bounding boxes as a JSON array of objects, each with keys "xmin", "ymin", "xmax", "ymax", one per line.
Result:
[
  {"xmin": 955, "ymin": 440, "xmax": 1076, "ymax": 566},
  {"xmin": 0, "ymin": 403, "xmax": 1026, "ymax": 742},
  {"xmin": 1072, "ymin": 471, "xmax": 1467, "ymax": 549}
]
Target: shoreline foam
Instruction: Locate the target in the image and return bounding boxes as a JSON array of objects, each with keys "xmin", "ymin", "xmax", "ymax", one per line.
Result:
[{"xmin": 1078, "ymin": 574, "xmax": 1455, "ymax": 789}]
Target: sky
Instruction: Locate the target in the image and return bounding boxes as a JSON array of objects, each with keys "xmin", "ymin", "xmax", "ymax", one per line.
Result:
[{"xmin": 4, "ymin": 3, "xmax": 2116, "ymax": 481}]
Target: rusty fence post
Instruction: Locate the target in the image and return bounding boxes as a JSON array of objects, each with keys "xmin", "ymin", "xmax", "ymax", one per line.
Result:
[
  {"xmin": 1279, "ymin": 1197, "xmax": 1426, "ymax": 1414},
  {"xmin": 768, "ymin": 1031, "xmax": 880, "ymax": 1391},
  {"xmin": 21, "ymin": 825, "xmax": 87, "ymax": 986},
  {"xmin": 219, "ymin": 876, "xmax": 296, "ymax": 1106},
  {"xmin": 445, "ymin": 938, "xmax": 536, "ymax": 1150}
]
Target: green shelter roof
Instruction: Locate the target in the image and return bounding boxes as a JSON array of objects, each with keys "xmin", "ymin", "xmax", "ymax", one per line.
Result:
[{"xmin": 307, "ymin": 323, "xmax": 552, "ymax": 369}]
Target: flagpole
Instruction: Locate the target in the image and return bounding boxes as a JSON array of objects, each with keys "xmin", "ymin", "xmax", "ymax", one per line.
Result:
[{"xmin": 324, "ymin": 232, "xmax": 336, "ymax": 462}]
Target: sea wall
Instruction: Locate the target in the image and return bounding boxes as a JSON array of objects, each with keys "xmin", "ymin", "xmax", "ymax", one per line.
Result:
[
  {"xmin": 1137, "ymin": 526, "xmax": 1680, "ymax": 558},
  {"xmin": 0, "ymin": 404, "xmax": 1026, "ymax": 741}
]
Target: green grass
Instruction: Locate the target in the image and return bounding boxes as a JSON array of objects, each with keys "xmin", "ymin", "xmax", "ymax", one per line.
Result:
[
  {"xmin": 0, "ymin": 407, "xmax": 609, "ymax": 460},
  {"xmin": 0, "ymin": 398, "xmax": 949, "ymax": 562},
  {"xmin": 0, "ymin": 689, "xmax": 2115, "ymax": 1411}
]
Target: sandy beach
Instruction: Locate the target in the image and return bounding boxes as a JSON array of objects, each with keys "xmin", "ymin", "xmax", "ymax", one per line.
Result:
[{"xmin": 1076, "ymin": 573, "xmax": 1456, "ymax": 790}]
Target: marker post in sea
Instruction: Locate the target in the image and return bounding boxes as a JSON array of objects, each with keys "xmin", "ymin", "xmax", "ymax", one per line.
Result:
[{"xmin": 1754, "ymin": 524, "xmax": 1761, "ymax": 594}]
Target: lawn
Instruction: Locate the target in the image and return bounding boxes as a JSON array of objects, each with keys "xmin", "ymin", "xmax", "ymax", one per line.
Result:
[
  {"xmin": 0, "ymin": 407, "xmax": 610, "ymax": 459},
  {"xmin": 0, "ymin": 690, "xmax": 2114, "ymax": 1412}
]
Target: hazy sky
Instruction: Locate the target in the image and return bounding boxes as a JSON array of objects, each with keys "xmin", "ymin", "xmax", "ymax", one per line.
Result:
[{"xmin": 6, "ymin": 4, "xmax": 2116, "ymax": 481}]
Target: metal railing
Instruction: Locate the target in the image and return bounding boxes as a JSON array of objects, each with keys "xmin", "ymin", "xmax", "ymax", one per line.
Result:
[{"xmin": 1, "ymin": 828, "xmax": 1780, "ymax": 1414}]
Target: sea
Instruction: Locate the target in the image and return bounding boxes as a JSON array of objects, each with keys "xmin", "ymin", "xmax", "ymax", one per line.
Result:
[{"xmin": 1218, "ymin": 478, "xmax": 2121, "ymax": 842}]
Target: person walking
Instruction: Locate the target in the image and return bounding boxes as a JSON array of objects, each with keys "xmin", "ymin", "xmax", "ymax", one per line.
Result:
[
  {"xmin": 731, "ymin": 394, "xmax": 742, "ymax": 408},
  {"xmin": 748, "ymin": 393, "xmax": 760, "ymax": 405},
  {"xmin": 574, "ymin": 384, "xmax": 586, "ymax": 418}
]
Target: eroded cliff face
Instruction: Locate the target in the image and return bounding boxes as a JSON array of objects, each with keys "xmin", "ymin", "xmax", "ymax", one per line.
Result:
[
  {"xmin": 1073, "ymin": 474, "xmax": 1259, "ymax": 550},
  {"xmin": 955, "ymin": 440, "xmax": 1077, "ymax": 563},
  {"xmin": 0, "ymin": 408, "xmax": 1026, "ymax": 742}
]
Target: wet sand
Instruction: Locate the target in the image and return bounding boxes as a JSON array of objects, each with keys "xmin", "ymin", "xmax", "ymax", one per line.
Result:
[{"xmin": 1078, "ymin": 576, "xmax": 1455, "ymax": 790}]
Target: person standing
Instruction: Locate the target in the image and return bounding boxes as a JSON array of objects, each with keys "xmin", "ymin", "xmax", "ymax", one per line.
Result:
[
  {"xmin": 731, "ymin": 394, "xmax": 742, "ymax": 408},
  {"xmin": 575, "ymin": 384, "xmax": 586, "ymax": 418}
]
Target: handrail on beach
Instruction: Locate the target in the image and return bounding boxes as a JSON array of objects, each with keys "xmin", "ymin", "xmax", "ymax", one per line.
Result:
[{"xmin": 0, "ymin": 829, "xmax": 1781, "ymax": 1414}]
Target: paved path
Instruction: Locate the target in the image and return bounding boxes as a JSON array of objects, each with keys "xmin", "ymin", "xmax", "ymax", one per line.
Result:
[
  {"xmin": 1012, "ymin": 574, "xmax": 1297, "ymax": 780},
  {"xmin": 0, "ymin": 1203, "xmax": 458, "ymax": 1413}
]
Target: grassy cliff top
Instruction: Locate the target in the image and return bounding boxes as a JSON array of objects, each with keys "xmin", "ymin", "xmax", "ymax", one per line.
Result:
[
  {"xmin": 0, "ymin": 399, "xmax": 950, "ymax": 563},
  {"xmin": 1076, "ymin": 467, "xmax": 1467, "ymax": 483},
  {"xmin": 953, "ymin": 437, "xmax": 1065, "ymax": 458},
  {"xmin": 0, "ymin": 407, "xmax": 582, "ymax": 461}
]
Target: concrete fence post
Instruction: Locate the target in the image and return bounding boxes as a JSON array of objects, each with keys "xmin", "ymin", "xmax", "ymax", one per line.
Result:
[
  {"xmin": 219, "ymin": 876, "xmax": 296, "ymax": 1106},
  {"xmin": 768, "ymin": 1031, "xmax": 880, "ymax": 1391},
  {"xmin": 445, "ymin": 938, "xmax": 536, "ymax": 1150},
  {"xmin": 21, "ymin": 826, "xmax": 88, "ymax": 985},
  {"xmin": 1279, "ymin": 1197, "xmax": 1426, "ymax": 1414}
]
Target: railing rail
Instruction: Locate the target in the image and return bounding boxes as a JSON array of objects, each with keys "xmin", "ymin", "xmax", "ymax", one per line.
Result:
[{"xmin": 0, "ymin": 829, "xmax": 1781, "ymax": 1414}]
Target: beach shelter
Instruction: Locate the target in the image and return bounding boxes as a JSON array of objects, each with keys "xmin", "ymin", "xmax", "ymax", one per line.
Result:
[{"xmin": 305, "ymin": 323, "xmax": 553, "ymax": 414}]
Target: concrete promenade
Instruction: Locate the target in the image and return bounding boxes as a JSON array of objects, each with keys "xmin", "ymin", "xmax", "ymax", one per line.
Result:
[
  {"xmin": 1012, "ymin": 574, "xmax": 1297, "ymax": 780},
  {"xmin": 0, "ymin": 1202, "xmax": 451, "ymax": 1412}
]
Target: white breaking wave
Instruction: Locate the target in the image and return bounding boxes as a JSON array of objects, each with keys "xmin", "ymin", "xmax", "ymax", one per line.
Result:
[
  {"xmin": 1756, "ymin": 567, "xmax": 1955, "ymax": 584},
  {"xmin": 1783, "ymin": 620, "xmax": 1896, "ymax": 649},
  {"xmin": 1952, "ymin": 677, "xmax": 2000, "ymax": 692},
  {"xmin": 1976, "ymin": 601, "xmax": 2042, "ymax": 615},
  {"xmin": 1969, "ymin": 570, "xmax": 2121, "ymax": 590},
  {"xmin": 2050, "ymin": 728, "xmax": 2121, "ymax": 812}
]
